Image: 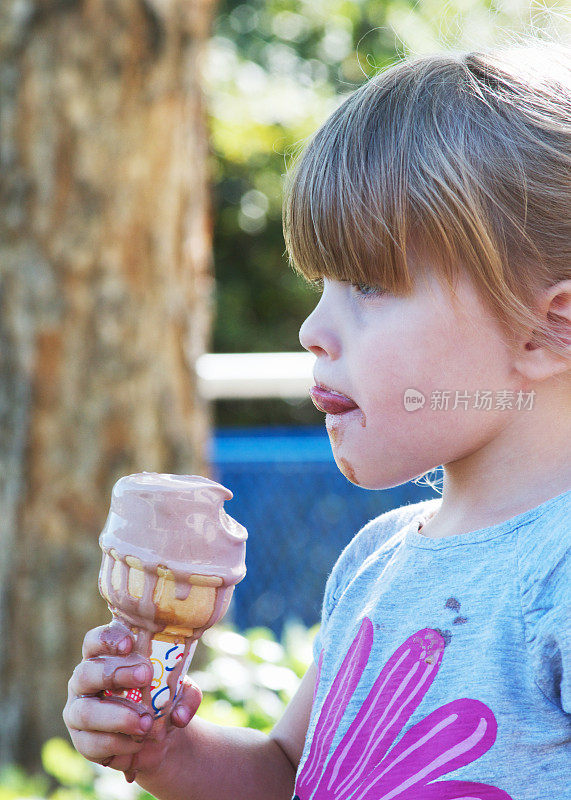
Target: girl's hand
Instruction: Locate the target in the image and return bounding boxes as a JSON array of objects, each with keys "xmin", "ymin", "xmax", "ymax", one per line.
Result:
[{"xmin": 63, "ymin": 621, "xmax": 202, "ymax": 774}]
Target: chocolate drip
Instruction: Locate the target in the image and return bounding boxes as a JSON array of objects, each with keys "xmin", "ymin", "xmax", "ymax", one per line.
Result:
[
  {"xmin": 175, "ymin": 579, "xmax": 191, "ymax": 601},
  {"xmin": 193, "ymin": 585, "xmax": 232, "ymax": 641}
]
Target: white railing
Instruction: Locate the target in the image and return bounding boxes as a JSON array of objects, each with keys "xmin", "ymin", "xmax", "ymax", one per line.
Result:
[{"xmin": 195, "ymin": 352, "xmax": 315, "ymax": 400}]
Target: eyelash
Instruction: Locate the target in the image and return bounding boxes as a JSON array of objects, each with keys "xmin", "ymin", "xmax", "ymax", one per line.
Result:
[
  {"xmin": 310, "ymin": 278, "xmax": 386, "ymax": 298},
  {"xmin": 351, "ymin": 282, "xmax": 386, "ymax": 297}
]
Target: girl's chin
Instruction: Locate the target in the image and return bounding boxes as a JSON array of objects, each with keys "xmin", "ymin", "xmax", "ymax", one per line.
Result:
[
  {"xmin": 332, "ymin": 447, "xmax": 422, "ymax": 490},
  {"xmin": 325, "ymin": 408, "xmax": 366, "ymax": 449},
  {"xmin": 334, "ymin": 454, "xmax": 360, "ymax": 485}
]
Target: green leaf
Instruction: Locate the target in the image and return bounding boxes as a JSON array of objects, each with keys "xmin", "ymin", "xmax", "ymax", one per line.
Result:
[
  {"xmin": 196, "ymin": 696, "xmax": 250, "ymax": 727},
  {"xmin": 41, "ymin": 739, "xmax": 94, "ymax": 790},
  {"xmin": 49, "ymin": 790, "xmax": 93, "ymax": 800},
  {"xmin": 0, "ymin": 764, "xmax": 49, "ymax": 798},
  {"xmin": 244, "ymin": 626, "xmax": 277, "ymax": 643}
]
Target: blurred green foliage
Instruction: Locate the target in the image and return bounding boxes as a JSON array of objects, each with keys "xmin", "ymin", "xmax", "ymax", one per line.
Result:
[
  {"xmin": 205, "ymin": 0, "xmax": 566, "ymax": 426},
  {"xmin": 0, "ymin": 622, "xmax": 316, "ymax": 800},
  {"xmin": 193, "ymin": 619, "xmax": 317, "ymax": 733}
]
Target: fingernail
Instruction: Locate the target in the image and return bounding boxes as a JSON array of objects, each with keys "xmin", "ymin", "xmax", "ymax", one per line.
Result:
[
  {"xmin": 139, "ymin": 714, "xmax": 153, "ymax": 732},
  {"xmin": 133, "ymin": 665, "xmax": 149, "ymax": 683},
  {"xmin": 118, "ymin": 637, "xmax": 131, "ymax": 654},
  {"xmin": 173, "ymin": 705, "xmax": 191, "ymax": 726}
]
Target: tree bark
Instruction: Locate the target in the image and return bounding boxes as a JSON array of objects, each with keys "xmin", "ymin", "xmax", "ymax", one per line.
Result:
[{"xmin": 0, "ymin": 0, "xmax": 216, "ymax": 767}]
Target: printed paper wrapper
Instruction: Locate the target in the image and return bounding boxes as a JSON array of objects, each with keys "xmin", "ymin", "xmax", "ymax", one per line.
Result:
[{"xmin": 104, "ymin": 637, "xmax": 197, "ymax": 718}]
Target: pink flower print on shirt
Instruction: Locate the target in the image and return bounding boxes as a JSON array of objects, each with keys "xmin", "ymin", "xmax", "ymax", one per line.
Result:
[{"xmin": 294, "ymin": 618, "xmax": 512, "ymax": 800}]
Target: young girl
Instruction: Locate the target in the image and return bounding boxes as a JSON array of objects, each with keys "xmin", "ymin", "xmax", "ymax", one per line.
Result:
[{"xmin": 64, "ymin": 41, "xmax": 570, "ymax": 799}]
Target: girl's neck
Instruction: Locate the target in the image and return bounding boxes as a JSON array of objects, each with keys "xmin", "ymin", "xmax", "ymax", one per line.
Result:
[
  {"xmin": 418, "ymin": 484, "xmax": 569, "ymax": 538},
  {"xmin": 419, "ymin": 384, "xmax": 571, "ymax": 539}
]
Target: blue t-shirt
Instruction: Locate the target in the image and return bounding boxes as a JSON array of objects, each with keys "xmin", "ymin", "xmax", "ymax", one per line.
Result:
[{"xmin": 293, "ymin": 489, "xmax": 570, "ymax": 800}]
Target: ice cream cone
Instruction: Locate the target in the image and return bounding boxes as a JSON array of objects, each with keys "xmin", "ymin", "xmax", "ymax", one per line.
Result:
[{"xmin": 97, "ymin": 473, "xmax": 247, "ymax": 722}]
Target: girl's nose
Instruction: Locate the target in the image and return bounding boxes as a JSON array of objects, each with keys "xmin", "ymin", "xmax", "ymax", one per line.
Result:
[{"xmin": 299, "ymin": 301, "xmax": 340, "ymax": 359}]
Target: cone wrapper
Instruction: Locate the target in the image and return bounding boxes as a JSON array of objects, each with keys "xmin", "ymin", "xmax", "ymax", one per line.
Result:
[{"xmin": 103, "ymin": 634, "xmax": 198, "ymax": 718}]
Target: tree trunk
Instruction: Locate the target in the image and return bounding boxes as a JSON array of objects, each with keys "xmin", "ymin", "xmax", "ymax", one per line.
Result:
[{"xmin": 0, "ymin": 0, "xmax": 216, "ymax": 768}]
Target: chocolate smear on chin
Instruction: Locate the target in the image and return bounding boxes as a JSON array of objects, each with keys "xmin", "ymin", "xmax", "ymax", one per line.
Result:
[
  {"xmin": 338, "ymin": 457, "xmax": 357, "ymax": 484},
  {"xmin": 327, "ymin": 422, "xmax": 343, "ymax": 447}
]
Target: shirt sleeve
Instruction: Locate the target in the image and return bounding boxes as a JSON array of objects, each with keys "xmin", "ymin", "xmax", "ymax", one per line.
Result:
[
  {"xmin": 311, "ymin": 536, "xmax": 354, "ymax": 664},
  {"xmin": 311, "ymin": 501, "xmax": 433, "ymax": 665},
  {"xmin": 518, "ymin": 497, "xmax": 571, "ymax": 713}
]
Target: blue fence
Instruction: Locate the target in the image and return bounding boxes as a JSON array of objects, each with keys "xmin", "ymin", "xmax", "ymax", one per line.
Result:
[{"xmin": 211, "ymin": 426, "xmax": 440, "ymax": 636}]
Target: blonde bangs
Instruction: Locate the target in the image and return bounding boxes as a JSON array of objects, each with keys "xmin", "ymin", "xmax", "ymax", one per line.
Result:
[
  {"xmin": 282, "ymin": 74, "xmax": 418, "ymax": 297},
  {"xmin": 282, "ymin": 45, "xmax": 571, "ymax": 359},
  {"xmin": 282, "ymin": 58, "xmax": 469, "ymax": 299}
]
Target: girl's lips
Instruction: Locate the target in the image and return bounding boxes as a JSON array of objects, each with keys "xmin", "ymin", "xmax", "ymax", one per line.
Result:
[{"xmin": 309, "ymin": 385, "xmax": 359, "ymax": 415}]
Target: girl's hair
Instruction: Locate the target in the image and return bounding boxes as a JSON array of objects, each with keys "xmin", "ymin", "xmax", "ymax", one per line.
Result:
[{"xmin": 283, "ymin": 41, "xmax": 571, "ymax": 358}]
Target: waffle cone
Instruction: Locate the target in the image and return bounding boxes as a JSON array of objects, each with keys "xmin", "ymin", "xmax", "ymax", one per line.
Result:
[{"xmin": 100, "ymin": 549, "xmax": 235, "ymax": 638}]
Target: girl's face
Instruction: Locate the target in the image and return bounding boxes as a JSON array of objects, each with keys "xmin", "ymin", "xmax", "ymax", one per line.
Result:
[{"xmin": 299, "ymin": 273, "xmax": 524, "ymax": 489}]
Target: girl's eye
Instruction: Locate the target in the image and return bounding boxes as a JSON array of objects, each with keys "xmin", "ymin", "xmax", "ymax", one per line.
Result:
[{"xmin": 352, "ymin": 282, "xmax": 386, "ymax": 297}]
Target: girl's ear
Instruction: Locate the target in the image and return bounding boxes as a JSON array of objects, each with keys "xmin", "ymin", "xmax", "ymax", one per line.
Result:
[{"xmin": 514, "ymin": 280, "xmax": 571, "ymax": 382}]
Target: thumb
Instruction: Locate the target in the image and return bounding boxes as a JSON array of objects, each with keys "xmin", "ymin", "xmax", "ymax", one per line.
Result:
[{"xmin": 170, "ymin": 678, "xmax": 202, "ymax": 728}]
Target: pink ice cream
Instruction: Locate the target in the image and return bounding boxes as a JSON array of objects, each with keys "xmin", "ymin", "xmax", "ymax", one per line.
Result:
[{"xmin": 100, "ymin": 472, "xmax": 247, "ymax": 592}]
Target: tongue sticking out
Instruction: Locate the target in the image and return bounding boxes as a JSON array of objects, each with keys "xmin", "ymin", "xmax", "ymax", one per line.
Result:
[{"xmin": 310, "ymin": 386, "xmax": 359, "ymax": 415}]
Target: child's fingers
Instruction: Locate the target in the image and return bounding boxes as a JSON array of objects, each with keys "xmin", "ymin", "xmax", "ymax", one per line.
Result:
[
  {"xmin": 82, "ymin": 621, "xmax": 134, "ymax": 659},
  {"xmin": 69, "ymin": 655, "xmax": 153, "ymax": 697},
  {"xmin": 100, "ymin": 754, "xmax": 139, "ymax": 772},
  {"xmin": 170, "ymin": 678, "xmax": 203, "ymax": 728},
  {"xmin": 70, "ymin": 728, "xmax": 143, "ymax": 764},
  {"xmin": 64, "ymin": 694, "xmax": 153, "ymax": 738}
]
